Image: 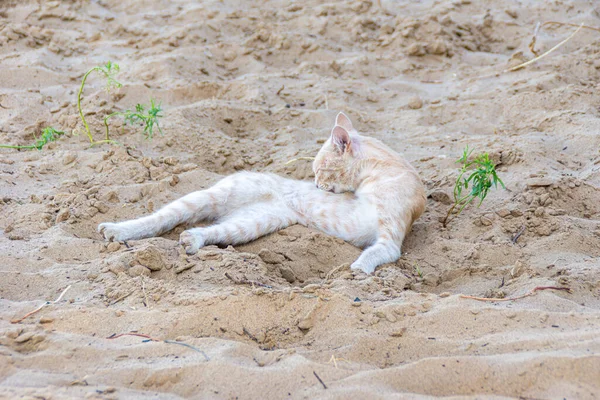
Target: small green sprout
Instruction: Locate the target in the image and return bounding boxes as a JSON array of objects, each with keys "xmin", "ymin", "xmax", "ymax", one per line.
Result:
[
  {"xmin": 103, "ymin": 99, "xmax": 164, "ymax": 140},
  {"xmin": 0, "ymin": 127, "xmax": 64, "ymax": 151},
  {"xmin": 442, "ymin": 146, "xmax": 505, "ymax": 227},
  {"xmin": 77, "ymin": 61, "xmax": 122, "ymax": 146},
  {"xmin": 413, "ymin": 262, "xmax": 423, "ymax": 278}
]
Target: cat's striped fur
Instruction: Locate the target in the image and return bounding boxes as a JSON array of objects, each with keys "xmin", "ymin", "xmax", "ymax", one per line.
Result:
[{"xmin": 98, "ymin": 112, "xmax": 425, "ymax": 274}]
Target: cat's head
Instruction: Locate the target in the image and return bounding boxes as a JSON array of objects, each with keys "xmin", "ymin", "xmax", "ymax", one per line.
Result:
[{"xmin": 313, "ymin": 112, "xmax": 362, "ymax": 193}]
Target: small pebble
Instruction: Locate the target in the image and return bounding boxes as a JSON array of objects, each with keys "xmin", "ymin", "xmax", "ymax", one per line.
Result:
[
  {"xmin": 389, "ymin": 327, "xmax": 407, "ymax": 337},
  {"xmin": 14, "ymin": 332, "xmax": 35, "ymax": 343},
  {"xmin": 407, "ymin": 96, "xmax": 423, "ymax": 109},
  {"xmin": 128, "ymin": 265, "xmax": 151, "ymax": 277},
  {"xmin": 56, "ymin": 208, "xmax": 70, "ymax": 223},
  {"xmin": 107, "ymin": 242, "xmax": 121, "ymax": 253}
]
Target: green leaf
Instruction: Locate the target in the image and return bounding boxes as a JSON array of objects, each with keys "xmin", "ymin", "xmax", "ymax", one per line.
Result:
[{"xmin": 444, "ymin": 146, "xmax": 505, "ymax": 226}]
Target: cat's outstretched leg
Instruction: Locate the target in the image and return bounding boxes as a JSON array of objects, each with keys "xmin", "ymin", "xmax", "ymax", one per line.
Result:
[
  {"xmin": 98, "ymin": 172, "xmax": 281, "ymax": 242},
  {"xmin": 350, "ymin": 238, "xmax": 401, "ymax": 274},
  {"xmin": 350, "ymin": 224, "xmax": 405, "ymax": 274},
  {"xmin": 179, "ymin": 203, "xmax": 296, "ymax": 254}
]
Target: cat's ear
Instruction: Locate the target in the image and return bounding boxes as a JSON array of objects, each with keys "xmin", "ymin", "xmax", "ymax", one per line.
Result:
[
  {"xmin": 331, "ymin": 125, "xmax": 351, "ymax": 154},
  {"xmin": 335, "ymin": 112, "xmax": 354, "ymax": 132}
]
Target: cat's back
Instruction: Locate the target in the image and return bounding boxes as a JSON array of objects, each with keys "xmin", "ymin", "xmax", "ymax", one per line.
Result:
[
  {"xmin": 359, "ymin": 136, "xmax": 419, "ymax": 173},
  {"xmin": 357, "ymin": 135, "xmax": 426, "ymax": 221}
]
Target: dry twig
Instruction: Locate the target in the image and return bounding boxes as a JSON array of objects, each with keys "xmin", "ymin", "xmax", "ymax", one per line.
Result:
[
  {"xmin": 313, "ymin": 371, "xmax": 327, "ymax": 389},
  {"xmin": 140, "ymin": 277, "xmax": 149, "ymax": 308},
  {"xmin": 530, "ymin": 21, "xmax": 600, "ymax": 55},
  {"xmin": 460, "ymin": 286, "xmax": 571, "ymax": 302},
  {"xmin": 541, "ymin": 21, "xmax": 600, "ymax": 32},
  {"xmin": 164, "ymin": 340, "xmax": 210, "ymax": 361},
  {"xmin": 505, "ymin": 24, "xmax": 583, "ymax": 73},
  {"xmin": 511, "ymin": 225, "xmax": 526, "ymax": 244},
  {"xmin": 109, "ymin": 290, "xmax": 135, "ymax": 306},
  {"xmin": 327, "ymin": 354, "xmax": 350, "ymax": 369},
  {"xmin": 528, "ymin": 22, "xmax": 542, "ymax": 56},
  {"xmin": 11, "ymin": 285, "xmax": 72, "ymax": 324},
  {"xmin": 107, "ymin": 332, "xmax": 158, "ymax": 341},
  {"xmin": 108, "ymin": 332, "xmax": 210, "ymax": 360}
]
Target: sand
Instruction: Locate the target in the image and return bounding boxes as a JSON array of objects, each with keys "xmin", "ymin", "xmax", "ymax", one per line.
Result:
[{"xmin": 1, "ymin": 0, "xmax": 600, "ymax": 398}]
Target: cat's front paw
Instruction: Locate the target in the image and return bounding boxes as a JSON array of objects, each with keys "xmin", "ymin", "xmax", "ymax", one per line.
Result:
[
  {"xmin": 179, "ymin": 230, "xmax": 204, "ymax": 255},
  {"xmin": 350, "ymin": 261, "xmax": 376, "ymax": 275},
  {"xmin": 98, "ymin": 222, "xmax": 129, "ymax": 242}
]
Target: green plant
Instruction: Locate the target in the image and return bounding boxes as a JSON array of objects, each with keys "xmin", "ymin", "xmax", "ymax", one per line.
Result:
[
  {"xmin": 0, "ymin": 127, "xmax": 64, "ymax": 150},
  {"xmin": 413, "ymin": 262, "xmax": 423, "ymax": 278},
  {"xmin": 103, "ymin": 99, "xmax": 164, "ymax": 140},
  {"xmin": 77, "ymin": 61, "xmax": 122, "ymax": 145},
  {"xmin": 442, "ymin": 146, "xmax": 505, "ymax": 227}
]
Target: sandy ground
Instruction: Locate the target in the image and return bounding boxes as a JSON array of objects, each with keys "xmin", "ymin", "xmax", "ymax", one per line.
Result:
[{"xmin": 1, "ymin": 0, "xmax": 600, "ymax": 398}]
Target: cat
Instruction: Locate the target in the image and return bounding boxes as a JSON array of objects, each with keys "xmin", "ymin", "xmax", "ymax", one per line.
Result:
[{"xmin": 98, "ymin": 112, "xmax": 426, "ymax": 274}]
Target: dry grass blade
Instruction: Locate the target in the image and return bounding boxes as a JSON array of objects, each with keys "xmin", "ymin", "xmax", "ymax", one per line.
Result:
[
  {"xmin": 459, "ymin": 286, "xmax": 571, "ymax": 302},
  {"xmin": 140, "ymin": 277, "xmax": 149, "ymax": 308},
  {"xmin": 109, "ymin": 290, "xmax": 135, "ymax": 306},
  {"xmin": 541, "ymin": 21, "xmax": 600, "ymax": 32},
  {"xmin": 528, "ymin": 22, "xmax": 541, "ymax": 56},
  {"xmin": 107, "ymin": 332, "xmax": 210, "ymax": 360},
  {"xmin": 11, "ymin": 285, "xmax": 72, "ymax": 323},
  {"xmin": 505, "ymin": 23, "xmax": 583, "ymax": 73},
  {"xmin": 530, "ymin": 21, "xmax": 600, "ymax": 56},
  {"xmin": 107, "ymin": 332, "xmax": 158, "ymax": 341}
]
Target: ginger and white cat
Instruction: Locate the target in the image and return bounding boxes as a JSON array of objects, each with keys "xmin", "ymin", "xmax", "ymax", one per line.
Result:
[{"xmin": 98, "ymin": 113, "xmax": 425, "ymax": 274}]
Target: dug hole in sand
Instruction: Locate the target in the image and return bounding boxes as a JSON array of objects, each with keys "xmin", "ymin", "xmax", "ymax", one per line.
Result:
[{"xmin": 1, "ymin": 0, "xmax": 600, "ymax": 399}]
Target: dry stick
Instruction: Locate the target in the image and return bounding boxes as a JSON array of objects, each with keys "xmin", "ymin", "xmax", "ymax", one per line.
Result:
[
  {"xmin": 531, "ymin": 21, "xmax": 600, "ymax": 56},
  {"xmin": 107, "ymin": 332, "xmax": 210, "ymax": 360},
  {"xmin": 460, "ymin": 286, "xmax": 571, "ymax": 303},
  {"xmin": 511, "ymin": 225, "xmax": 526, "ymax": 244},
  {"xmin": 140, "ymin": 277, "xmax": 149, "ymax": 308},
  {"xmin": 164, "ymin": 340, "xmax": 210, "ymax": 361},
  {"xmin": 504, "ymin": 24, "xmax": 583, "ymax": 73},
  {"xmin": 541, "ymin": 21, "xmax": 600, "ymax": 32},
  {"xmin": 464, "ymin": 22, "xmax": 594, "ymax": 82},
  {"xmin": 107, "ymin": 332, "xmax": 158, "ymax": 341},
  {"xmin": 242, "ymin": 327, "xmax": 260, "ymax": 343},
  {"xmin": 11, "ymin": 285, "xmax": 72, "ymax": 324},
  {"xmin": 109, "ymin": 290, "xmax": 135, "ymax": 306},
  {"xmin": 528, "ymin": 22, "xmax": 542, "ymax": 56},
  {"xmin": 313, "ymin": 371, "xmax": 327, "ymax": 389}
]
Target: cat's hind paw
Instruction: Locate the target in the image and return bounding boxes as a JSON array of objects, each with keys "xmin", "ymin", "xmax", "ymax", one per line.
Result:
[{"xmin": 179, "ymin": 230, "xmax": 205, "ymax": 255}]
